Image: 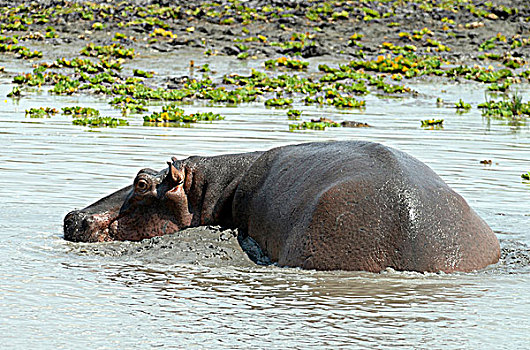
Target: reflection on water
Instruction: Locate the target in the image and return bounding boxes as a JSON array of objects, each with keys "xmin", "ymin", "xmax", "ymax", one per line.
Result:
[{"xmin": 0, "ymin": 55, "xmax": 529, "ymax": 348}]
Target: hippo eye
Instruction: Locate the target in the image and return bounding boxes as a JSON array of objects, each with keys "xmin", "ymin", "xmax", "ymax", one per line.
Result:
[{"xmin": 135, "ymin": 179, "xmax": 150, "ymax": 194}]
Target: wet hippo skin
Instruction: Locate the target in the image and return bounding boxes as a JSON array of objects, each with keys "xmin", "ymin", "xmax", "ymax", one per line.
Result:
[{"xmin": 64, "ymin": 141, "xmax": 500, "ymax": 272}]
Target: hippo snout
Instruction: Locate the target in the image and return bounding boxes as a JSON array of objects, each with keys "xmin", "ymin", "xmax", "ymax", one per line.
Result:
[
  {"xmin": 64, "ymin": 210, "xmax": 91, "ymax": 242},
  {"xmin": 64, "ymin": 210, "xmax": 115, "ymax": 242}
]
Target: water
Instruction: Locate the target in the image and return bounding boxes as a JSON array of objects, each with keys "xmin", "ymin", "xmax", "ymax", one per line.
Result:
[{"xmin": 0, "ymin": 53, "xmax": 529, "ymax": 349}]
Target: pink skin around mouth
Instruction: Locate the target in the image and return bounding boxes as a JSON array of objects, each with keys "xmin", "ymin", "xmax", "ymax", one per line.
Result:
[
  {"xmin": 89, "ymin": 211, "xmax": 119, "ymax": 242},
  {"xmin": 88, "ymin": 210, "xmax": 182, "ymax": 242}
]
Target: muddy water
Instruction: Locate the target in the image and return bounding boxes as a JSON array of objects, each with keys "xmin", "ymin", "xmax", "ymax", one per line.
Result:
[{"xmin": 0, "ymin": 53, "xmax": 529, "ymax": 349}]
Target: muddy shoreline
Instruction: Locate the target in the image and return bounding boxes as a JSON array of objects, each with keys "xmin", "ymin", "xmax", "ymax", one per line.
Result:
[{"xmin": 2, "ymin": 0, "xmax": 528, "ymax": 63}]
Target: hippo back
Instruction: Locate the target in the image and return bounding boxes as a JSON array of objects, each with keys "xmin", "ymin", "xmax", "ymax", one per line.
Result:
[{"xmin": 232, "ymin": 141, "xmax": 500, "ymax": 272}]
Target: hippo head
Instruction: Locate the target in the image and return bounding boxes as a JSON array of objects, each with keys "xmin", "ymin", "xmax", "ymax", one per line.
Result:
[{"xmin": 64, "ymin": 158, "xmax": 192, "ymax": 242}]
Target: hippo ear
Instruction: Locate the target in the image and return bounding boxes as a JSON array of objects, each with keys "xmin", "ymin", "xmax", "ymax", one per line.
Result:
[{"xmin": 167, "ymin": 161, "xmax": 184, "ymax": 186}]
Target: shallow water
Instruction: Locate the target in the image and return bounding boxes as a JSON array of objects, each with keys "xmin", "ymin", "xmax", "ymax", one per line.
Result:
[{"xmin": 0, "ymin": 52, "xmax": 529, "ymax": 349}]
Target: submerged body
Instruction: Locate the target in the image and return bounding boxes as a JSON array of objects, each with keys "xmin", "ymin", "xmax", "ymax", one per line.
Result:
[{"xmin": 64, "ymin": 141, "xmax": 500, "ymax": 272}]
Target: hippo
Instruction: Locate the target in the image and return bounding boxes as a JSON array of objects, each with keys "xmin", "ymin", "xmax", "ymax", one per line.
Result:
[{"xmin": 64, "ymin": 141, "xmax": 500, "ymax": 273}]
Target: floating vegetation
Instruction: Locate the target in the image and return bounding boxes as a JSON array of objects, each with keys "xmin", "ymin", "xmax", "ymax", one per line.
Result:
[
  {"xmin": 478, "ymin": 93, "xmax": 530, "ymax": 118},
  {"xmin": 265, "ymin": 57, "xmax": 309, "ymax": 70},
  {"xmin": 455, "ymin": 99, "xmax": 471, "ymax": 111},
  {"xmin": 348, "ymin": 33, "xmax": 364, "ymax": 47},
  {"xmin": 398, "ymin": 27, "xmax": 433, "ymax": 41},
  {"xmin": 17, "ymin": 47, "xmax": 43, "ymax": 59},
  {"xmin": 113, "ymin": 32, "xmax": 127, "ymax": 41},
  {"xmin": 446, "ymin": 65, "xmax": 513, "ymax": 83},
  {"xmin": 0, "ymin": 38, "xmax": 42, "ymax": 59},
  {"xmin": 479, "ymin": 33, "xmax": 506, "ymax": 51},
  {"xmin": 287, "ymin": 109, "xmax": 302, "ymax": 120},
  {"xmin": 381, "ymin": 42, "xmax": 417, "ymax": 54},
  {"xmin": 237, "ymin": 52, "xmax": 249, "ymax": 60},
  {"xmin": 522, "ymin": 172, "xmax": 530, "ymax": 181},
  {"xmin": 349, "ymin": 54, "xmax": 443, "ymax": 79},
  {"xmin": 488, "ymin": 81, "xmax": 511, "ymax": 92},
  {"xmin": 421, "ymin": 119, "xmax": 444, "ymax": 127},
  {"xmin": 110, "ymin": 96, "xmax": 148, "ymax": 114},
  {"xmin": 45, "ymin": 27, "xmax": 58, "ymax": 38},
  {"xmin": 198, "ymin": 64, "xmax": 211, "ymax": 72},
  {"xmin": 265, "ymin": 98, "xmax": 293, "ymax": 107},
  {"xmin": 50, "ymin": 76, "xmax": 81, "ymax": 94},
  {"xmin": 149, "ymin": 27, "xmax": 177, "ymax": 39},
  {"xmin": 62, "ymin": 106, "xmax": 100, "ymax": 118},
  {"xmin": 7, "ymin": 86, "xmax": 21, "ymax": 98},
  {"xmin": 133, "ymin": 69, "xmax": 154, "ymax": 78},
  {"xmin": 288, "ymin": 117, "xmax": 368, "ymax": 131},
  {"xmin": 92, "ymin": 22, "xmax": 104, "ymax": 30},
  {"xmin": 72, "ymin": 116, "xmax": 129, "ymax": 127},
  {"xmin": 143, "ymin": 104, "xmax": 224, "ymax": 125},
  {"xmin": 289, "ymin": 120, "xmax": 340, "ymax": 131},
  {"xmin": 80, "ymin": 43, "xmax": 135, "ymax": 59},
  {"xmin": 25, "ymin": 107, "xmax": 58, "ymax": 118},
  {"xmin": 269, "ymin": 32, "xmax": 316, "ymax": 55},
  {"xmin": 43, "ymin": 57, "xmax": 123, "ymax": 72}
]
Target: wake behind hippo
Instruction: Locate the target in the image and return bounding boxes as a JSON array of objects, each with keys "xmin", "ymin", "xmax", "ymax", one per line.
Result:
[{"xmin": 64, "ymin": 141, "xmax": 500, "ymax": 273}]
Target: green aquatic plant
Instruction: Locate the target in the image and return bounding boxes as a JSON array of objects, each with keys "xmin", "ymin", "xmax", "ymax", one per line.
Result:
[
  {"xmin": 50, "ymin": 76, "xmax": 81, "ymax": 94},
  {"xmin": 426, "ymin": 39, "xmax": 451, "ymax": 52},
  {"xmin": 446, "ymin": 65, "xmax": 512, "ymax": 83},
  {"xmin": 92, "ymin": 22, "xmax": 104, "ymax": 30},
  {"xmin": 287, "ymin": 109, "xmax": 302, "ymax": 120},
  {"xmin": 479, "ymin": 33, "xmax": 506, "ymax": 51},
  {"xmin": 503, "ymin": 56, "xmax": 525, "ymax": 69},
  {"xmin": 361, "ymin": 7, "xmax": 380, "ymax": 21},
  {"xmin": 488, "ymin": 81, "xmax": 511, "ymax": 92},
  {"xmin": 18, "ymin": 48, "xmax": 43, "ymax": 59},
  {"xmin": 264, "ymin": 57, "xmax": 309, "ymax": 70},
  {"xmin": 329, "ymin": 95, "xmax": 366, "ymax": 108},
  {"xmin": 511, "ymin": 36, "xmax": 529, "ymax": 49},
  {"xmin": 381, "ymin": 42, "xmax": 417, "ymax": 54},
  {"xmin": 478, "ymin": 93, "xmax": 530, "ymax": 118},
  {"xmin": 133, "ymin": 69, "xmax": 154, "ymax": 78},
  {"xmin": 198, "ymin": 64, "xmax": 211, "ymax": 72},
  {"xmin": 149, "ymin": 27, "xmax": 177, "ymax": 39},
  {"xmin": 44, "ymin": 57, "xmax": 123, "ymax": 73},
  {"xmin": 455, "ymin": 99, "xmax": 471, "ymax": 111},
  {"xmin": 110, "ymin": 96, "xmax": 148, "ymax": 115},
  {"xmin": 348, "ymin": 33, "xmax": 364, "ymax": 47},
  {"xmin": 478, "ymin": 53, "xmax": 502, "ymax": 60},
  {"xmin": 269, "ymin": 32, "xmax": 316, "ymax": 55},
  {"xmin": 332, "ymin": 10, "xmax": 349, "ymax": 20},
  {"xmin": 367, "ymin": 75, "xmax": 411, "ymax": 94},
  {"xmin": 143, "ymin": 104, "xmax": 224, "ymax": 124},
  {"xmin": 335, "ymin": 82, "xmax": 369, "ymax": 95},
  {"xmin": 25, "ymin": 107, "xmax": 58, "ymax": 118},
  {"xmin": 113, "ymin": 32, "xmax": 127, "ymax": 41},
  {"xmin": 349, "ymin": 54, "xmax": 442, "ymax": 79},
  {"xmin": 80, "ymin": 43, "xmax": 135, "ymax": 59},
  {"xmin": 62, "ymin": 106, "xmax": 100, "ymax": 118},
  {"xmin": 0, "ymin": 39, "xmax": 42, "ymax": 59},
  {"xmin": 72, "ymin": 116, "xmax": 129, "ymax": 127},
  {"xmin": 289, "ymin": 120, "xmax": 340, "ymax": 131},
  {"xmin": 237, "ymin": 52, "xmax": 249, "ymax": 59},
  {"xmin": 264, "ymin": 97, "xmax": 293, "ymax": 107},
  {"xmin": 7, "ymin": 86, "xmax": 22, "ymax": 98},
  {"xmin": 421, "ymin": 119, "xmax": 444, "ymax": 127}
]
